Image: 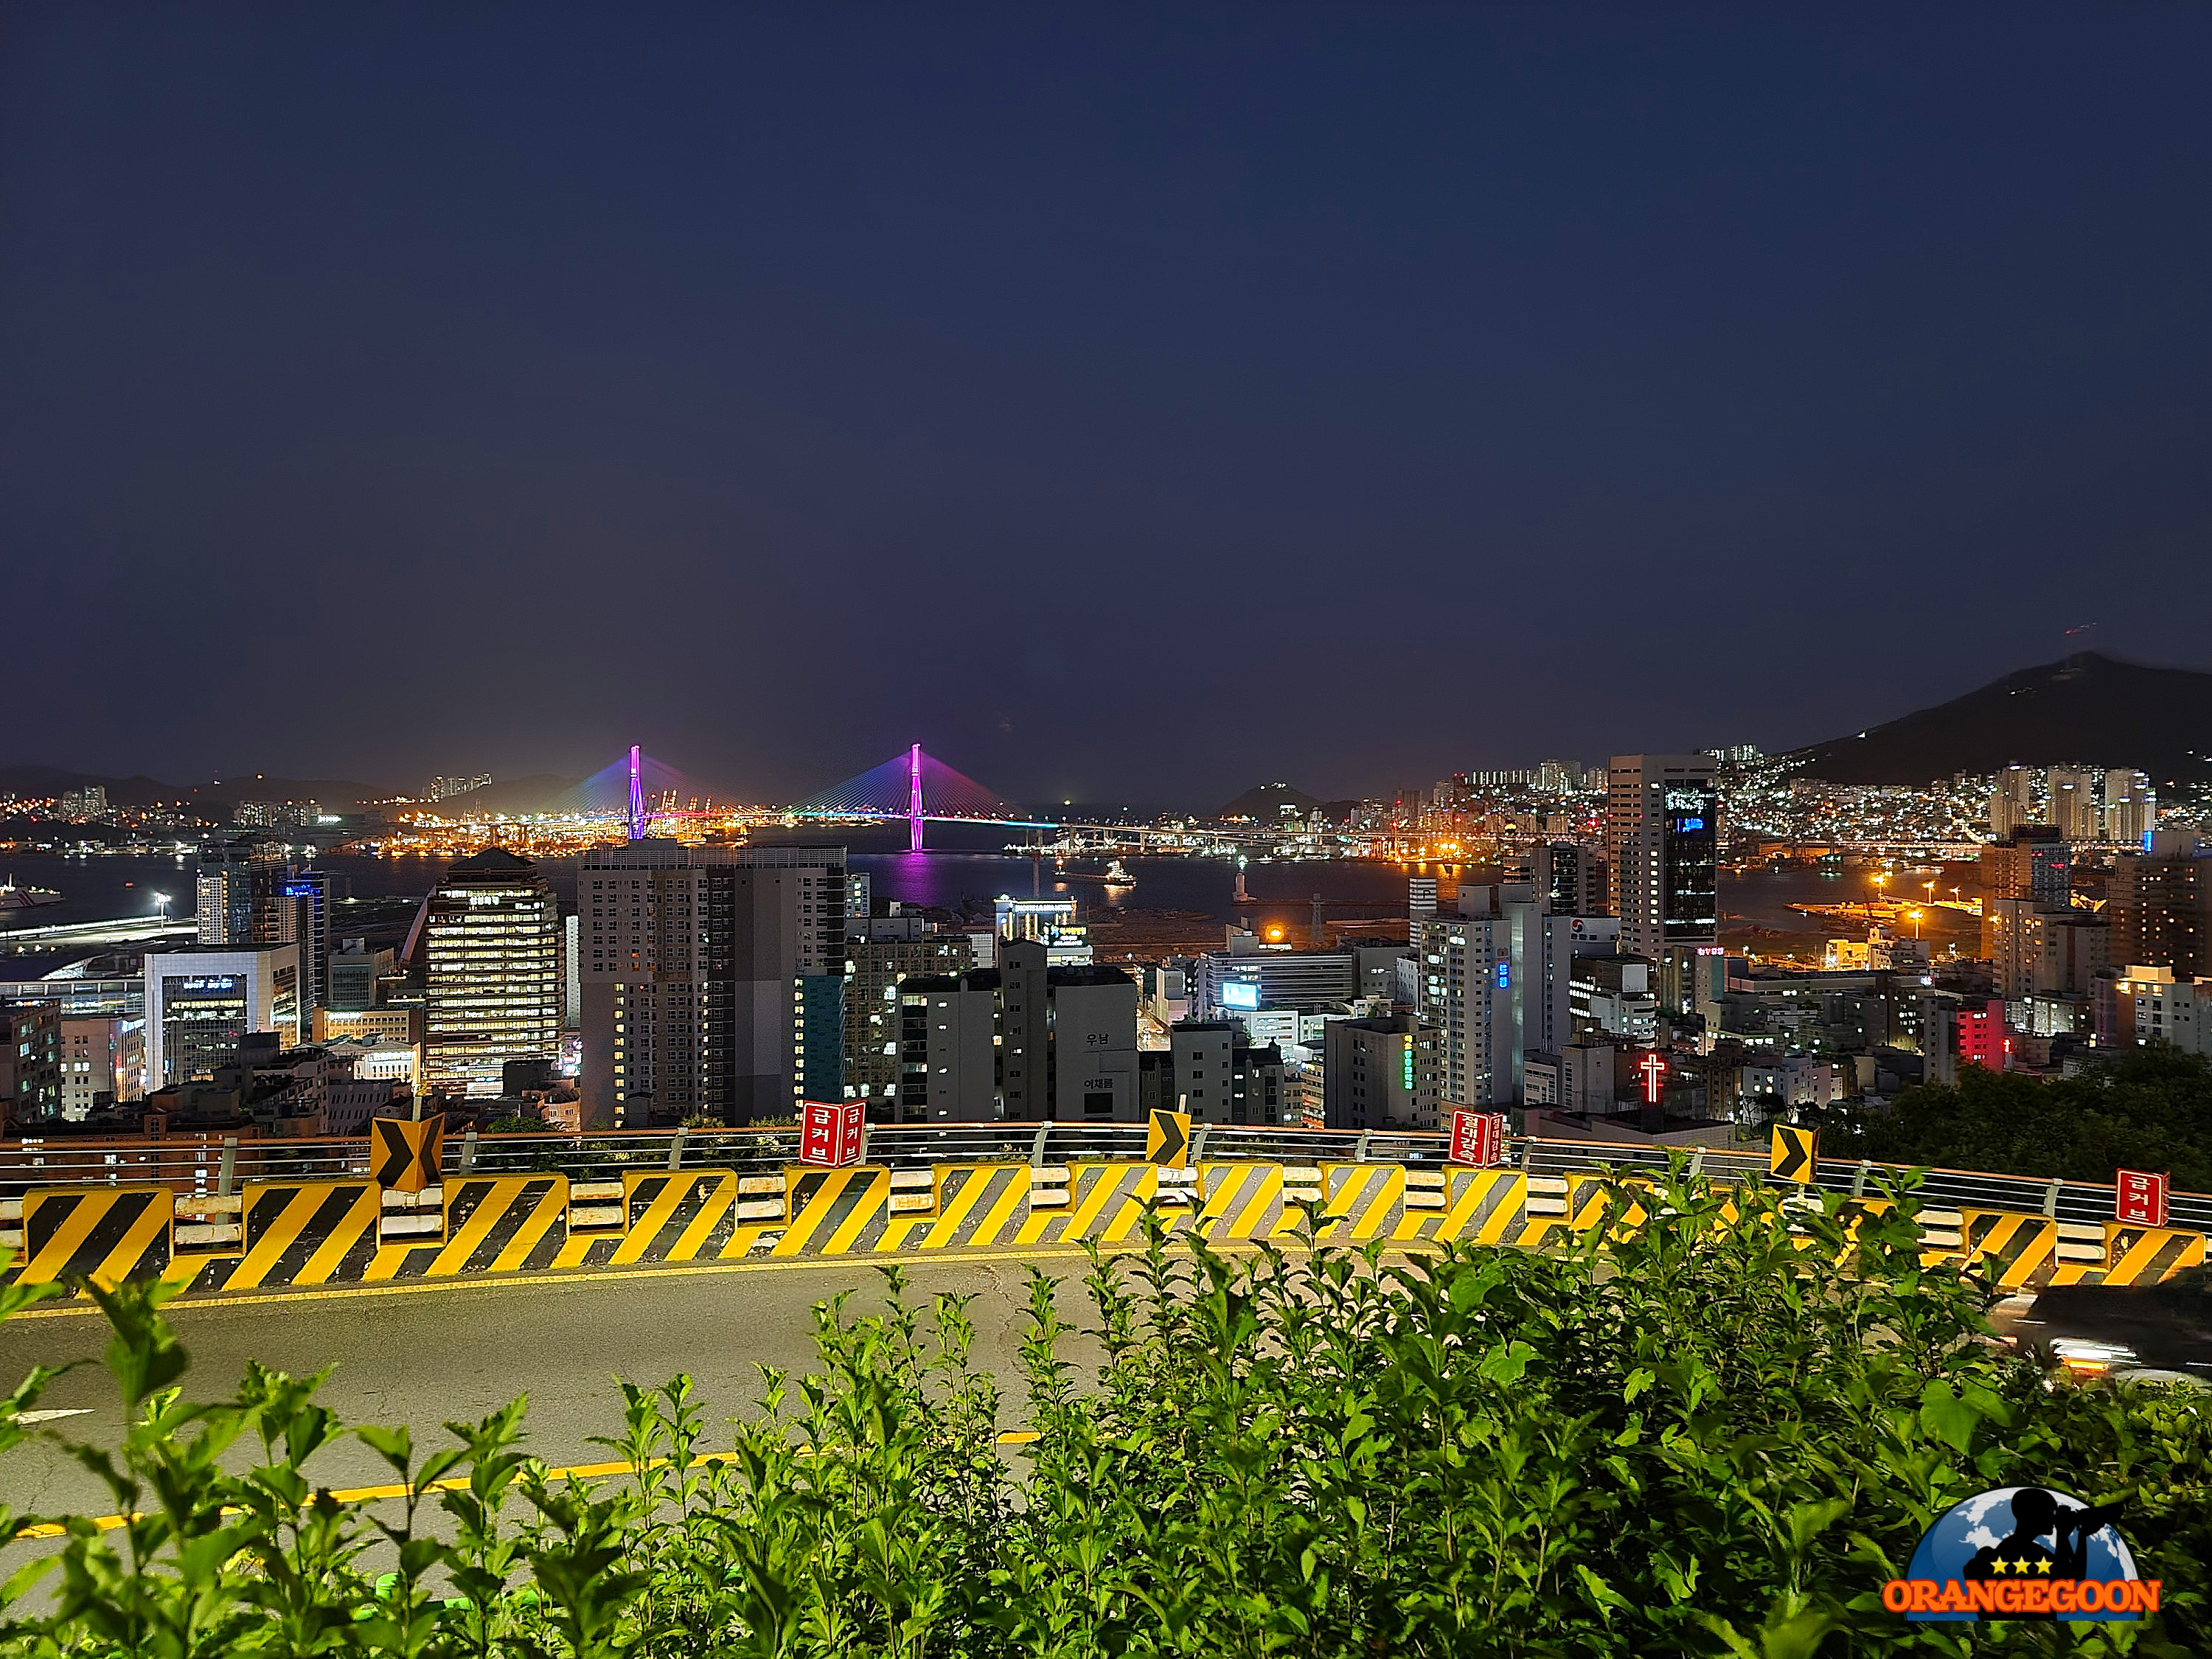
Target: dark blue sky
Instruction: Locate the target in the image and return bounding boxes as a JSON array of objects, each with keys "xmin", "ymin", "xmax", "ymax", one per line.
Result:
[{"xmin": 4, "ymin": 4, "xmax": 2208, "ymax": 806}]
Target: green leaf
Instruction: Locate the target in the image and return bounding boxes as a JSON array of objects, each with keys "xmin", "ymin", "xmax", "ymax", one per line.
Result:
[
  {"xmin": 1917, "ymin": 1381, "xmax": 1981, "ymax": 1455},
  {"xmin": 1478, "ymin": 1340, "xmax": 1537, "ymax": 1385}
]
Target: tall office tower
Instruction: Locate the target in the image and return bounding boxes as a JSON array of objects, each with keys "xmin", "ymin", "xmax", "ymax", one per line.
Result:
[
  {"xmin": 2045, "ymin": 767, "xmax": 2101, "ymax": 843},
  {"xmin": 1407, "ymin": 876, "xmax": 1438, "ymax": 932},
  {"xmin": 846, "ymin": 872, "xmax": 872, "ymax": 925},
  {"xmin": 1980, "ymin": 826, "xmax": 2071, "ymax": 910},
  {"xmin": 1532, "ymin": 841, "xmax": 1609, "ymax": 918},
  {"xmin": 2109, "ymin": 832, "xmax": 2211, "ymax": 978},
  {"xmin": 846, "ymin": 926, "xmax": 973, "ymax": 1105},
  {"xmin": 1988, "ymin": 767, "xmax": 2039, "ymax": 839},
  {"xmin": 2102, "ymin": 770, "xmax": 2155, "ymax": 846},
  {"xmin": 142, "ymin": 943, "xmax": 301, "ymax": 1087},
  {"xmin": 578, "ymin": 842, "xmax": 815, "ymax": 1128},
  {"xmin": 1321, "ymin": 1012, "xmax": 1440, "ymax": 1130},
  {"xmin": 195, "ymin": 837, "xmax": 287, "ymax": 945},
  {"xmin": 1607, "ymin": 755, "xmax": 1719, "ymax": 1014},
  {"xmin": 275, "ymin": 870, "xmax": 338, "ymax": 1009},
  {"xmin": 421, "ymin": 849, "xmax": 560, "ymax": 1099}
]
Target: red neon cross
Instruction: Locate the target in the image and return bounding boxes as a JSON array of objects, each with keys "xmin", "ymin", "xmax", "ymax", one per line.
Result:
[{"xmin": 1638, "ymin": 1051, "xmax": 1667, "ymax": 1105}]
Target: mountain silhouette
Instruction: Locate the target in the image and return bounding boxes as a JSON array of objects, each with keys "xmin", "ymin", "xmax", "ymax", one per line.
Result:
[{"xmin": 1786, "ymin": 653, "xmax": 2212, "ymax": 785}]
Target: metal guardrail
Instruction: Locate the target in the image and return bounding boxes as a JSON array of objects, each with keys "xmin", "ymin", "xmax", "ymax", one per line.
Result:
[{"xmin": 2, "ymin": 1121, "xmax": 2205, "ymax": 1239}]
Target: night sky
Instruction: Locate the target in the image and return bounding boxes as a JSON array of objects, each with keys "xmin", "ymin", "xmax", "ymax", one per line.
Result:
[{"xmin": 4, "ymin": 5, "xmax": 2208, "ymax": 807}]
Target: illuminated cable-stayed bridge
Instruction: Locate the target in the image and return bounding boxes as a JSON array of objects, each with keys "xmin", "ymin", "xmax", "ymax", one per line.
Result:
[
  {"xmin": 543, "ymin": 744, "xmax": 1215, "ymax": 854},
  {"xmin": 790, "ymin": 743, "xmax": 1059, "ymax": 851}
]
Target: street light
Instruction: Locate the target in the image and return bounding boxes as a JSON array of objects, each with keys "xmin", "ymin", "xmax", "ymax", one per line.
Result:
[{"xmin": 151, "ymin": 891, "xmax": 170, "ymax": 917}]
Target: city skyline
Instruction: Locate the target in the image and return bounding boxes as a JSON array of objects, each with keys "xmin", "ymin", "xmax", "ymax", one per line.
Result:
[
  {"xmin": 5, "ymin": 7, "xmax": 2211, "ymax": 802},
  {"xmin": 6, "ymin": 644, "xmax": 2209, "ymax": 816}
]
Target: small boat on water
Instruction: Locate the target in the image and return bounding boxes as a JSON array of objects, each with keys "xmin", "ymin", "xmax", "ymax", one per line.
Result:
[
  {"xmin": 0, "ymin": 877, "xmax": 65, "ymax": 911},
  {"xmin": 1103, "ymin": 859, "xmax": 1135, "ymax": 886}
]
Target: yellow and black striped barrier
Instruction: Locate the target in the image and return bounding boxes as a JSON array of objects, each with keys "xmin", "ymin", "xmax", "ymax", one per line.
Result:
[
  {"xmin": 14, "ymin": 1188, "xmax": 173, "ymax": 1289},
  {"xmin": 4, "ymin": 1157, "xmax": 2205, "ymax": 1302}
]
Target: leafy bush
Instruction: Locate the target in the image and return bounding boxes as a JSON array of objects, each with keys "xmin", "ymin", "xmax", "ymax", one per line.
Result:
[
  {"xmin": 1829, "ymin": 1047, "xmax": 2212, "ymax": 1192},
  {"xmin": 3, "ymin": 1165, "xmax": 2208, "ymax": 1656}
]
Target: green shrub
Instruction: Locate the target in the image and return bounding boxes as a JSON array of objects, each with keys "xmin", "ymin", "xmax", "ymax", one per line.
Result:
[
  {"xmin": 2, "ymin": 1164, "xmax": 2207, "ymax": 1656},
  {"xmin": 1828, "ymin": 1048, "xmax": 2212, "ymax": 1192}
]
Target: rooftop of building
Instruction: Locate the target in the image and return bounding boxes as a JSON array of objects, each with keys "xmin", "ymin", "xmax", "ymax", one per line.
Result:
[{"xmin": 443, "ymin": 847, "xmax": 541, "ymax": 877}]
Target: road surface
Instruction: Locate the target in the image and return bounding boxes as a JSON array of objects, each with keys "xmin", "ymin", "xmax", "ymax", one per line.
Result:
[{"xmin": 1, "ymin": 1252, "xmax": 1107, "ymax": 1531}]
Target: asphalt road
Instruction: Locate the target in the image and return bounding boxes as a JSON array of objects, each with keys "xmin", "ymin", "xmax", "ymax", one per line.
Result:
[{"xmin": 1, "ymin": 1252, "xmax": 1109, "ymax": 1531}]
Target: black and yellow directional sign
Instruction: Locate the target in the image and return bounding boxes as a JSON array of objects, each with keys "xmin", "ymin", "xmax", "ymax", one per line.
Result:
[
  {"xmin": 1146, "ymin": 1107, "xmax": 1192, "ymax": 1169},
  {"xmin": 372, "ymin": 1116, "xmax": 444, "ymax": 1194},
  {"xmin": 1770, "ymin": 1123, "xmax": 1818, "ymax": 1185}
]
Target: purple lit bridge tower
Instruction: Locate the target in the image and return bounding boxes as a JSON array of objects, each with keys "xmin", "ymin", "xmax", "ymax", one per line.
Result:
[{"xmin": 791, "ymin": 745, "xmax": 1055, "ymax": 852}]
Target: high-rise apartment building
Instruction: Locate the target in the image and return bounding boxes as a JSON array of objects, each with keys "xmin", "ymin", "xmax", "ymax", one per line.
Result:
[
  {"xmin": 578, "ymin": 842, "xmax": 821, "ymax": 1128},
  {"xmin": 58, "ymin": 1015, "xmax": 143, "ymax": 1118},
  {"xmin": 1988, "ymin": 767, "xmax": 2038, "ymax": 840},
  {"xmin": 1980, "ymin": 826, "xmax": 2071, "ymax": 911},
  {"xmin": 1413, "ymin": 885, "xmax": 1526, "ymax": 1111},
  {"xmin": 896, "ymin": 945, "xmax": 1138, "ymax": 1122},
  {"xmin": 1607, "ymin": 754, "xmax": 1719, "ymax": 1013},
  {"xmin": 2112, "ymin": 967, "xmax": 2212, "ymax": 1057},
  {"xmin": 846, "ymin": 927, "xmax": 973, "ymax": 1106},
  {"xmin": 897, "ymin": 968, "xmax": 1001, "ymax": 1120},
  {"xmin": 0, "ymin": 1006, "xmax": 63, "ymax": 1123},
  {"xmin": 2102, "ymin": 770, "xmax": 2155, "ymax": 846},
  {"xmin": 733, "ymin": 846, "xmax": 849, "ymax": 1102},
  {"xmin": 2045, "ymin": 767, "xmax": 2101, "ymax": 844},
  {"xmin": 421, "ymin": 849, "xmax": 560, "ymax": 1099},
  {"xmin": 2109, "ymin": 833, "xmax": 2211, "ymax": 978},
  {"xmin": 1987, "ymin": 900, "xmax": 2110, "ymax": 1000},
  {"xmin": 1407, "ymin": 876, "xmax": 1438, "ymax": 932},
  {"xmin": 1138, "ymin": 1020, "xmax": 1286, "ymax": 1126}
]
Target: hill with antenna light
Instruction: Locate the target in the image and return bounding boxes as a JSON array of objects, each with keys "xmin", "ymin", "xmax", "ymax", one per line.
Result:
[{"xmin": 1785, "ymin": 653, "xmax": 2212, "ymax": 786}]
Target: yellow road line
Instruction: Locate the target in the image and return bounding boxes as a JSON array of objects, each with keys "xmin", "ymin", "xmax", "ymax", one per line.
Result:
[{"xmin": 10, "ymin": 1433, "xmax": 1051, "ymax": 1542}]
